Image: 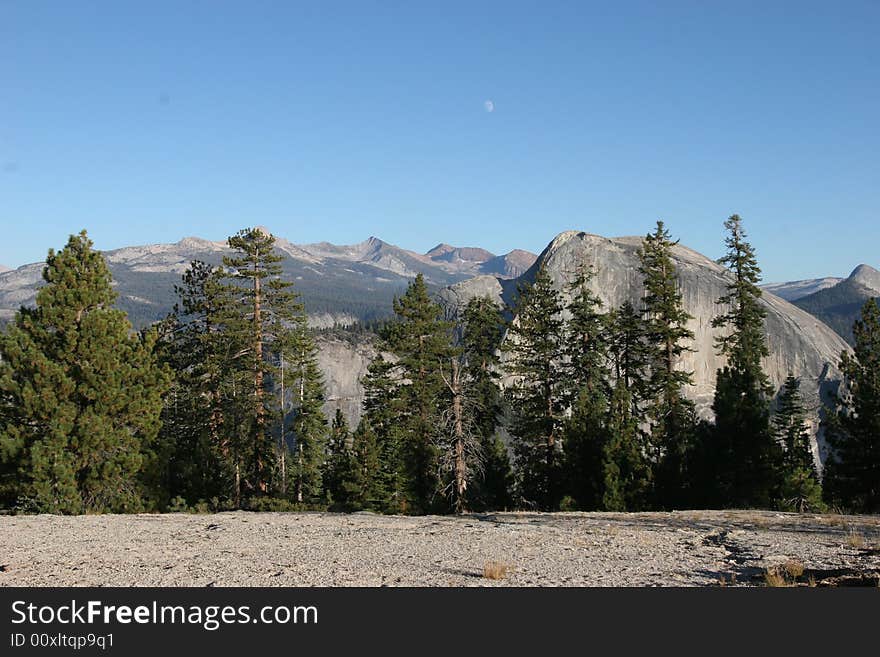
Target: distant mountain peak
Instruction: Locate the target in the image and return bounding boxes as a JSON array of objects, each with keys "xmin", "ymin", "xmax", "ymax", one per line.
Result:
[
  {"xmin": 0, "ymin": 264, "xmax": 9, "ymax": 273},
  {"xmin": 848, "ymin": 264, "xmax": 880, "ymax": 293},
  {"xmin": 426, "ymin": 243, "xmax": 455, "ymax": 257},
  {"xmin": 176, "ymin": 236, "xmax": 224, "ymax": 250},
  {"xmin": 425, "ymin": 243, "xmax": 495, "ymax": 264}
]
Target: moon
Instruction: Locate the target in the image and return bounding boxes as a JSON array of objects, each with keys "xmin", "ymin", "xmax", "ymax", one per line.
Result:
[{"xmin": 484, "ymin": 99, "xmax": 495, "ymax": 113}]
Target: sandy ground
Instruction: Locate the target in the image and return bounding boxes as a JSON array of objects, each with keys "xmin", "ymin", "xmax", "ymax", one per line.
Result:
[{"xmin": 1, "ymin": 510, "xmax": 878, "ymax": 587}]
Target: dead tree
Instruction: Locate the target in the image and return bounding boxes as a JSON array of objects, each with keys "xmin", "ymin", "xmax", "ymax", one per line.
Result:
[{"xmin": 439, "ymin": 357, "xmax": 483, "ymax": 513}]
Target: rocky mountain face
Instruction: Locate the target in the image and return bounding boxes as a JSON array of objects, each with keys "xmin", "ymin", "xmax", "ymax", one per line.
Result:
[
  {"xmin": 792, "ymin": 264, "xmax": 880, "ymax": 345},
  {"xmin": 313, "ymin": 333, "xmax": 378, "ymax": 427},
  {"xmin": 762, "ymin": 277, "xmax": 843, "ymax": 302},
  {"xmin": 442, "ymin": 231, "xmax": 852, "ymax": 462},
  {"xmin": 849, "ymin": 264, "xmax": 880, "ymax": 293}
]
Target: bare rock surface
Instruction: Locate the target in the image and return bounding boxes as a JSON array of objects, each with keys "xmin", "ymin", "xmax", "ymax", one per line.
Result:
[
  {"xmin": 1, "ymin": 511, "xmax": 877, "ymax": 587},
  {"xmin": 314, "ymin": 334, "xmax": 378, "ymax": 426}
]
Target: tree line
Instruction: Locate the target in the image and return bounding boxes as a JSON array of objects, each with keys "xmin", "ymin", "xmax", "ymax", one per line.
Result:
[{"xmin": 0, "ymin": 220, "xmax": 877, "ymax": 515}]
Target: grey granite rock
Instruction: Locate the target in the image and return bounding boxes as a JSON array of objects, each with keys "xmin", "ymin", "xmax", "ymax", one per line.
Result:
[{"xmin": 442, "ymin": 231, "xmax": 852, "ymax": 465}]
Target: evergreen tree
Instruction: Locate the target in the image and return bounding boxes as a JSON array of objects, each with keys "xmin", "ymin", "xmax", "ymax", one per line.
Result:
[
  {"xmin": 606, "ymin": 301, "xmax": 651, "ymax": 413},
  {"xmin": 773, "ymin": 375, "xmax": 824, "ymax": 512},
  {"xmin": 564, "ymin": 386, "xmax": 609, "ymax": 510},
  {"xmin": 602, "ymin": 379, "xmax": 650, "ymax": 511},
  {"xmin": 155, "ymin": 260, "xmax": 242, "ymax": 507},
  {"xmin": 0, "ymin": 231, "xmax": 169, "ymax": 513},
  {"xmin": 560, "ymin": 265, "xmax": 611, "ymax": 510},
  {"xmin": 380, "ymin": 274, "xmax": 455, "ymax": 513},
  {"xmin": 476, "ymin": 433, "xmax": 515, "ymax": 511},
  {"xmin": 823, "ymin": 299, "xmax": 880, "ymax": 512},
  {"xmin": 324, "ymin": 408, "xmax": 352, "ymax": 508},
  {"xmin": 346, "ymin": 418, "xmax": 384, "ymax": 511},
  {"xmin": 637, "ymin": 221, "xmax": 697, "ymax": 509},
  {"xmin": 360, "ymin": 354, "xmax": 404, "ymax": 512},
  {"xmin": 461, "ymin": 296, "xmax": 506, "ymax": 438},
  {"xmin": 709, "ymin": 215, "xmax": 781, "ymax": 508},
  {"xmin": 503, "ymin": 267, "xmax": 567, "ymax": 510},
  {"xmin": 460, "ymin": 296, "xmax": 513, "ymax": 511},
  {"xmin": 220, "ymin": 227, "xmax": 326, "ymax": 505},
  {"xmin": 285, "ymin": 340, "xmax": 328, "ymax": 506}
]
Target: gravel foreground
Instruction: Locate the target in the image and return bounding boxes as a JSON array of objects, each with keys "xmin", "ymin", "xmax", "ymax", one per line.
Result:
[{"xmin": 1, "ymin": 510, "xmax": 879, "ymax": 587}]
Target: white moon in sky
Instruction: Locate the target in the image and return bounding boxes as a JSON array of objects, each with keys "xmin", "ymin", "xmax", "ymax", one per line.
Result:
[{"xmin": 484, "ymin": 100, "xmax": 495, "ymax": 113}]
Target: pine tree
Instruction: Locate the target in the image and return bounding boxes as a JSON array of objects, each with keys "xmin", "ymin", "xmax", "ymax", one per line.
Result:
[
  {"xmin": 606, "ymin": 301, "xmax": 651, "ymax": 412},
  {"xmin": 220, "ymin": 227, "xmax": 326, "ymax": 505},
  {"xmin": 380, "ymin": 274, "xmax": 455, "ymax": 513},
  {"xmin": 560, "ymin": 265, "xmax": 611, "ymax": 510},
  {"xmin": 460, "ymin": 296, "xmax": 512, "ymax": 511},
  {"xmin": 564, "ymin": 386, "xmax": 609, "ymax": 510},
  {"xmin": 324, "ymin": 408, "xmax": 352, "ymax": 508},
  {"xmin": 503, "ymin": 267, "xmax": 567, "ymax": 510},
  {"xmin": 0, "ymin": 231, "xmax": 169, "ymax": 513},
  {"xmin": 346, "ymin": 418, "xmax": 383, "ymax": 511},
  {"xmin": 637, "ymin": 221, "xmax": 697, "ymax": 509},
  {"xmin": 602, "ymin": 379, "xmax": 650, "ymax": 511},
  {"xmin": 461, "ymin": 296, "xmax": 505, "ymax": 438},
  {"xmin": 156, "ymin": 260, "xmax": 242, "ymax": 507},
  {"xmin": 709, "ymin": 214, "xmax": 781, "ymax": 508},
  {"xmin": 773, "ymin": 375, "xmax": 824, "ymax": 512},
  {"xmin": 360, "ymin": 354, "xmax": 405, "ymax": 512},
  {"xmin": 285, "ymin": 339, "xmax": 328, "ymax": 506},
  {"xmin": 823, "ymin": 299, "xmax": 880, "ymax": 512}
]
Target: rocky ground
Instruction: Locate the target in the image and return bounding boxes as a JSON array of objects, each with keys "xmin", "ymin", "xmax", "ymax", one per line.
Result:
[{"xmin": 1, "ymin": 510, "xmax": 878, "ymax": 587}]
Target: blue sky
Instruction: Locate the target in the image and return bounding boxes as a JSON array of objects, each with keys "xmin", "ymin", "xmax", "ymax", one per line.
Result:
[{"xmin": 1, "ymin": 1, "xmax": 877, "ymax": 281}]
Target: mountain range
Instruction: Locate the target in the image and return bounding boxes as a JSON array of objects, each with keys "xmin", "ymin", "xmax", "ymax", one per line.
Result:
[{"xmin": 0, "ymin": 232, "xmax": 536, "ymax": 329}]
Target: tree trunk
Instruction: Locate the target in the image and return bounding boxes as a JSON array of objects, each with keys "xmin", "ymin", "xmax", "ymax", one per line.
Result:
[
  {"xmin": 451, "ymin": 359, "xmax": 467, "ymax": 513},
  {"xmin": 296, "ymin": 443, "xmax": 304, "ymax": 503},
  {"xmin": 279, "ymin": 352, "xmax": 286, "ymax": 495},
  {"xmin": 253, "ymin": 263, "xmax": 266, "ymax": 491}
]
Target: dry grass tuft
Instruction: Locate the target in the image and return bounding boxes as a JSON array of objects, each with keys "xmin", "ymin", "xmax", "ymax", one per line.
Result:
[
  {"xmin": 764, "ymin": 567, "xmax": 790, "ymax": 587},
  {"xmin": 482, "ymin": 561, "xmax": 509, "ymax": 580},
  {"xmin": 716, "ymin": 573, "xmax": 738, "ymax": 587},
  {"xmin": 782, "ymin": 559, "xmax": 805, "ymax": 579},
  {"xmin": 846, "ymin": 531, "xmax": 866, "ymax": 549}
]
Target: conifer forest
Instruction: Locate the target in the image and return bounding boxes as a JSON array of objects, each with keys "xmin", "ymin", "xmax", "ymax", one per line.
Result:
[{"xmin": 1, "ymin": 218, "xmax": 878, "ymax": 516}]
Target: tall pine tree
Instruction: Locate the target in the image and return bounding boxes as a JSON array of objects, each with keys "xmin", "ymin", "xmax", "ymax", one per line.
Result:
[
  {"xmin": 220, "ymin": 227, "xmax": 327, "ymax": 505},
  {"xmin": 503, "ymin": 266, "xmax": 567, "ymax": 510},
  {"xmin": 561, "ymin": 265, "xmax": 611, "ymax": 510},
  {"xmin": 637, "ymin": 221, "xmax": 697, "ymax": 509},
  {"xmin": 379, "ymin": 274, "xmax": 455, "ymax": 513},
  {"xmin": 773, "ymin": 375, "xmax": 823, "ymax": 512},
  {"xmin": 155, "ymin": 260, "xmax": 241, "ymax": 507},
  {"xmin": 0, "ymin": 231, "xmax": 169, "ymax": 513},
  {"xmin": 709, "ymin": 214, "xmax": 781, "ymax": 508},
  {"xmin": 360, "ymin": 353, "xmax": 405, "ymax": 512},
  {"xmin": 460, "ymin": 296, "xmax": 512, "ymax": 511},
  {"xmin": 823, "ymin": 299, "xmax": 880, "ymax": 512}
]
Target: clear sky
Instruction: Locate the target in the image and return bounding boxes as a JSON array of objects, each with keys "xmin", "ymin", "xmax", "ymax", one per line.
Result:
[{"xmin": 1, "ymin": 1, "xmax": 877, "ymax": 281}]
